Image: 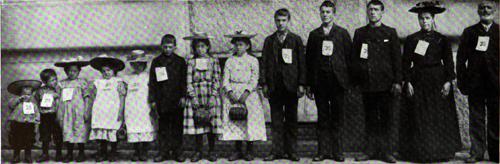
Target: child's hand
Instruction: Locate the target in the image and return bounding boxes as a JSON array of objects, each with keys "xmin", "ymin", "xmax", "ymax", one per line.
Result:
[
  {"xmin": 238, "ymin": 91, "xmax": 250, "ymax": 104},
  {"xmin": 179, "ymin": 98, "xmax": 187, "ymax": 108},
  {"xmin": 150, "ymin": 102, "xmax": 157, "ymax": 110},
  {"xmin": 117, "ymin": 113, "xmax": 123, "ymax": 122}
]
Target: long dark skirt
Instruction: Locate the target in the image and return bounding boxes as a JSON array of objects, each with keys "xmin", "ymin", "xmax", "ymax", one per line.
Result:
[{"xmin": 399, "ymin": 67, "xmax": 461, "ymax": 162}]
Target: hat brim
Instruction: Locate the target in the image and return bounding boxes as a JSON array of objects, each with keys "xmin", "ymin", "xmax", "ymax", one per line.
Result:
[
  {"xmin": 183, "ymin": 36, "xmax": 213, "ymax": 40},
  {"xmin": 224, "ymin": 34, "xmax": 257, "ymax": 39},
  {"xmin": 129, "ymin": 60, "xmax": 148, "ymax": 63},
  {"xmin": 54, "ymin": 61, "xmax": 89, "ymax": 68},
  {"xmin": 90, "ymin": 57, "xmax": 125, "ymax": 71},
  {"xmin": 409, "ymin": 6, "xmax": 446, "ymax": 14},
  {"xmin": 8, "ymin": 80, "xmax": 42, "ymax": 96}
]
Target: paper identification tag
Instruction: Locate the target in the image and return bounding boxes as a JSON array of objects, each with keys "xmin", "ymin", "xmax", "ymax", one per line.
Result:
[
  {"xmin": 415, "ymin": 40, "xmax": 429, "ymax": 56},
  {"xmin": 155, "ymin": 67, "xmax": 168, "ymax": 81},
  {"xmin": 196, "ymin": 59, "xmax": 209, "ymax": 70},
  {"xmin": 322, "ymin": 40, "xmax": 334, "ymax": 56},
  {"xmin": 62, "ymin": 88, "xmax": 74, "ymax": 101},
  {"xmin": 40, "ymin": 93, "xmax": 54, "ymax": 108},
  {"xmin": 476, "ymin": 36, "xmax": 489, "ymax": 52},
  {"xmin": 282, "ymin": 48, "xmax": 293, "ymax": 64},
  {"xmin": 360, "ymin": 43, "xmax": 369, "ymax": 59},
  {"xmin": 23, "ymin": 102, "xmax": 35, "ymax": 115}
]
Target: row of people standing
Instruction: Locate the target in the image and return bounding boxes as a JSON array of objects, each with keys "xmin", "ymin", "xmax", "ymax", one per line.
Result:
[
  {"xmin": 5, "ymin": 0, "xmax": 498, "ymax": 163},
  {"xmin": 260, "ymin": 0, "xmax": 498, "ymax": 163}
]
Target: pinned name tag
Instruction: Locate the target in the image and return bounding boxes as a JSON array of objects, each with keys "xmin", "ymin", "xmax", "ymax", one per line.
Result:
[
  {"xmin": 360, "ymin": 43, "xmax": 369, "ymax": 59},
  {"xmin": 155, "ymin": 67, "xmax": 168, "ymax": 81},
  {"xmin": 476, "ymin": 36, "xmax": 489, "ymax": 52},
  {"xmin": 62, "ymin": 88, "xmax": 74, "ymax": 101},
  {"xmin": 40, "ymin": 93, "xmax": 54, "ymax": 108},
  {"xmin": 322, "ymin": 40, "xmax": 334, "ymax": 56},
  {"xmin": 414, "ymin": 40, "xmax": 429, "ymax": 56},
  {"xmin": 23, "ymin": 102, "xmax": 35, "ymax": 115},
  {"xmin": 282, "ymin": 48, "xmax": 293, "ymax": 64},
  {"xmin": 195, "ymin": 58, "xmax": 209, "ymax": 71}
]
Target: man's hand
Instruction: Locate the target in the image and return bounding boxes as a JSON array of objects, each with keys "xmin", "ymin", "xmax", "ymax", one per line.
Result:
[
  {"xmin": 297, "ymin": 85, "xmax": 305, "ymax": 98},
  {"xmin": 391, "ymin": 83, "xmax": 402, "ymax": 96},
  {"xmin": 406, "ymin": 82, "xmax": 414, "ymax": 97},
  {"xmin": 262, "ymin": 85, "xmax": 270, "ymax": 99},
  {"xmin": 441, "ymin": 82, "xmax": 451, "ymax": 97}
]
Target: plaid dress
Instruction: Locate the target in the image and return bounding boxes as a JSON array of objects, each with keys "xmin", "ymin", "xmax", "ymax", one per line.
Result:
[{"xmin": 183, "ymin": 56, "xmax": 223, "ymax": 135}]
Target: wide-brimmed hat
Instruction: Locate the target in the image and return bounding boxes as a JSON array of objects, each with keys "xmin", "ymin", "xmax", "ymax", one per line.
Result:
[
  {"xmin": 90, "ymin": 54, "xmax": 125, "ymax": 71},
  {"xmin": 225, "ymin": 30, "xmax": 257, "ymax": 44},
  {"xmin": 127, "ymin": 50, "xmax": 149, "ymax": 63},
  {"xmin": 409, "ymin": 0, "xmax": 446, "ymax": 14},
  {"xmin": 7, "ymin": 80, "xmax": 42, "ymax": 96},
  {"xmin": 183, "ymin": 31, "xmax": 214, "ymax": 40},
  {"xmin": 54, "ymin": 56, "xmax": 89, "ymax": 68}
]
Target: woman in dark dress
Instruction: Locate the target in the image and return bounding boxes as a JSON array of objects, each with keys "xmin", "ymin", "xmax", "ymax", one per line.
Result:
[{"xmin": 400, "ymin": 1, "xmax": 461, "ymax": 162}]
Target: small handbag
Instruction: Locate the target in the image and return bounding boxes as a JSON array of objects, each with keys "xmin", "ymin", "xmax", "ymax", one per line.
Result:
[
  {"xmin": 117, "ymin": 125, "xmax": 127, "ymax": 141},
  {"xmin": 229, "ymin": 103, "xmax": 247, "ymax": 121},
  {"xmin": 193, "ymin": 105, "xmax": 212, "ymax": 126}
]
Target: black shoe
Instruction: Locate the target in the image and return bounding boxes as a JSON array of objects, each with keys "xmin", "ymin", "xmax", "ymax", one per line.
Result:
[
  {"xmin": 12, "ymin": 154, "xmax": 21, "ymax": 163},
  {"xmin": 264, "ymin": 154, "xmax": 282, "ymax": 161},
  {"xmin": 95, "ymin": 154, "xmax": 106, "ymax": 162},
  {"xmin": 153, "ymin": 154, "xmax": 166, "ymax": 162},
  {"xmin": 465, "ymin": 156, "xmax": 483, "ymax": 163},
  {"xmin": 313, "ymin": 154, "xmax": 326, "ymax": 162},
  {"xmin": 131, "ymin": 153, "xmax": 140, "ymax": 162},
  {"xmin": 36, "ymin": 154, "xmax": 50, "ymax": 162},
  {"xmin": 55, "ymin": 153, "xmax": 63, "ymax": 162},
  {"xmin": 244, "ymin": 152, "xmax": 254, "ymax": 161},
  {"xmin": 190, "ymin": 152, "xmax": 202, "ymax": 162},
  {"xmin": 208, "ymin": 152, "xmax": 217, "ymax": 162},
  {"xmin": 288, "ymin": 153, "xmax": 300, "ymax": 161},
  {"xmin": 63, "ymin": 154, "xmax": 73, "ymax": 163},
  {"xmin": 108, "ymin": 152, "xmax": 117, "ymax": 162},
  {"xmin": 228, "ymin": 152, "xmax": 243, "ymax": 161},
  {"xmin": 76, "ymin": 153, "xmax": 86, "ymax": 162},
  {"xmin": 175, "ymin": 154, "xmax": 186, "ymax": 162},
  {"xmin": 24, "ymin": 155, "xmax": 33, "ymax": 163},
  {"xmin": 381, "ymin": 154, "xmax": 397, "ymax": 163},
  {"xmin": 139, "ymin": 153, "xmax": 148, "ymax": 162},
  {"xmin": 331, "ymin": 154, "xmax": 345, "ymax": 162},
  {"xmin": 355, "ymin": 154, "xmax": 371, "ymax": 161}
]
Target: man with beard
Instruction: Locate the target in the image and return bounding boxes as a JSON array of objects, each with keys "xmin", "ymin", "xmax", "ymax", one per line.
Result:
[{"xmin": 457, "ymin": 0, "xmax": 499, "ymax": 163}]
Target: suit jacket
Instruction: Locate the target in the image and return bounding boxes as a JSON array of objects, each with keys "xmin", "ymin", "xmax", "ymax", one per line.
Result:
[
  {"xmin": 261, "ymin": 31, "xmax": 306, "ymax": 94},
  {"xmin": 306, "ymin": 24, "xmax": 352, "ymax": 89},
  {"xmin": 149, "ymin": 53, "xmax": 187, "ymax": 112},
  {"xmin": 457, "ymin": 23, "xmax": 499, "ymax": 95},
  {"xmin": 351, "ymin": 24, "xmax": 402, "ymax": 92}
]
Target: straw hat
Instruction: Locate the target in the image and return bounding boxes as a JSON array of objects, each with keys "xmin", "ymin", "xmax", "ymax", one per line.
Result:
[
  {"xmin": 7, "ymin": 80, "xmax": 42, "ymax": 96},
  {"xmin": 183, "ymin": 31, "xmax": 214, "ymax": 40},
  {"xmin": 90, "ymin": 54, "xmax": 125, "ymax": 71},
  {"xmin": 54, "ymin": 56, "xmax": 89, "ymax": 68}
]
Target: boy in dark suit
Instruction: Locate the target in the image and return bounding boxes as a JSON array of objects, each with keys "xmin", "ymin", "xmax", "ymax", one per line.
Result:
[
  {"xmin": 305, "ymin": 0, "xmax": 352, "ymax": 162},
  {"xmin": 457, "ymin": 0, "xmax": 499, "ymax": 162},
  {"xmin": 262, "ymin": 8, "xmax": 306, "ymax": 162},
  {"xmin": 150, "ymin": 34, "xmax": 187, "ymax": 162}
]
